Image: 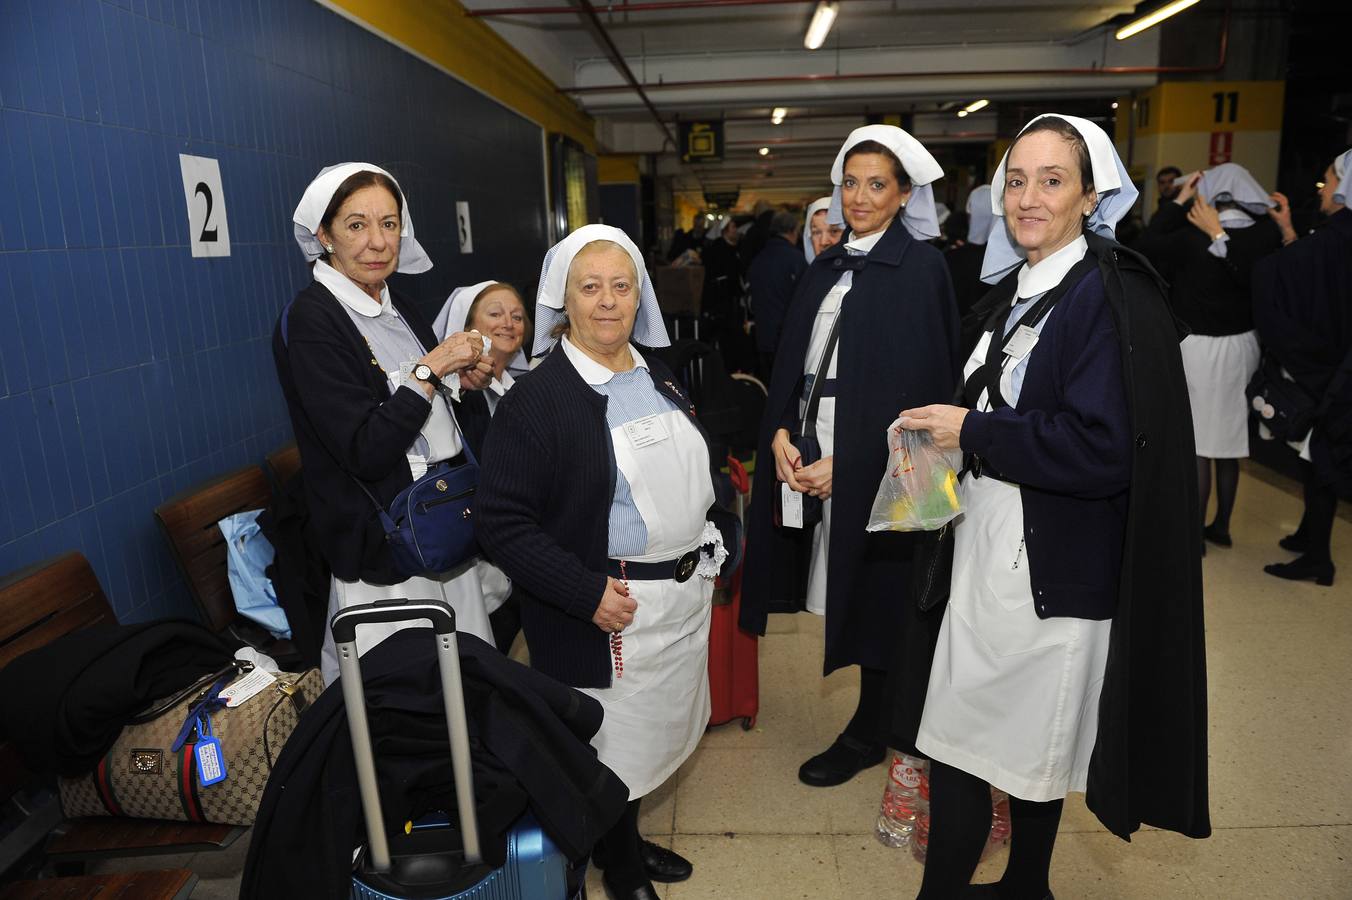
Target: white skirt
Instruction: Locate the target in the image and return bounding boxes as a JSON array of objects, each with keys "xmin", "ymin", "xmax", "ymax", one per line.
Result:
[
  {"xmin": 319, "ymin": 564, "xmax": 496, "ymax": 685},
  {"xmin": 916, "ymin": 474, "xmax": 1112, "ymax": 802},
  {"xmin": 1180, "ymin": 331, "xmax": 1261, "ymax": 458}
]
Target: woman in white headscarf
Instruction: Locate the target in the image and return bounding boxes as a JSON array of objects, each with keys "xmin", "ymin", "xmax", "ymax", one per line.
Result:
[
  {"xmin": 1134, "ymin": 162, "xmax": 1282, "ymax": 551},
  {"xmin": 901, "ymin": 115, "xmax": 1210, "ymax": 897},
  {"xmin": 431, "ymin": 281, "xmax": 534, "ymax": 652},
  {"xmin": 742, "ymin": 124, "xmax": 961, "ymax": 790},
  {"xmin": 272, "ymin": 163, "xmax": 498, "ymax": 684},
  {"xmin": 475, "ymin": 224, "xmax": 736, "ymax": 900},
  {"xmin": 802, "ymin": 196, "xmax": 845, "ymax": 263}
]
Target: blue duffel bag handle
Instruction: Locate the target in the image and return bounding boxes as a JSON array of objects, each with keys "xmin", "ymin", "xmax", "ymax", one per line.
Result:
[{"xmin": 282, "ymin": 301, "xmax": 480, "ymax": 579}]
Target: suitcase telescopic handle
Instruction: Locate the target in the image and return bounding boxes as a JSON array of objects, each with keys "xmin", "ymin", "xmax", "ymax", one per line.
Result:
[{"xmin": 331, "ymin": 598, "xmax": 482, "ymax": 873}]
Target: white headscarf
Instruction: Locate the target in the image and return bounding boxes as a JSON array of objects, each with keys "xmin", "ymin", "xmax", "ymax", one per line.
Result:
[
  {"xmin": 1197, "ymin": 163, "xmax": 1274, "ymax": 218},
  {"xmin": 981, "ymin": 114, "xmax": 1139, "ymax": 284},
  {"xmin": 291, "ymin": 163, "xmax": 432, "ymax": 274},
  {"xmin": 802, "ymin": 196, "xmax": 833, "ymax": 263},
  {"xmin": 533, "ymin": 224, "xmax": 669, "ymax": 357},
  {"xmin": 935, "ymin": 202, "xmax": 952, "ymax": 228},
  {"xmin": 1333, "ymin": 149, "xmax": 1352, "ymax": 207},
  {"xmin": 966, "ymin": 185, "xmax": 994, "ymax": 245},
  {"xmin": 827, "ymin": 125, "xmax": 946, "ymax": 241}
]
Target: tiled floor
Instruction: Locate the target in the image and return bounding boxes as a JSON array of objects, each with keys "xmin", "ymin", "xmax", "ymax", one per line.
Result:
[{"xmin": 96, "ymin": 465, "xmax": 1352, "ymax": 898}]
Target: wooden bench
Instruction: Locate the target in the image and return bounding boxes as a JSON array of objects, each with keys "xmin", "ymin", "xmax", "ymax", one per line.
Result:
[
  {"xmin": 263, "ymin": 442, "xmax": 302, "ymax": 490},
  {"xmin": 154, "ymin": 466, "xmax": 273, "ymax": 636},
  {"xmin": 0, "ymin": 553, "xmax": 241, "ymax": 887}
]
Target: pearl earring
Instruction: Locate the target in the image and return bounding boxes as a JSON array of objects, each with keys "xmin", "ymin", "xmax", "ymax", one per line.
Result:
[{"xmin": 324, "ymin": 242, "xmax": 335, "ymax": 253}]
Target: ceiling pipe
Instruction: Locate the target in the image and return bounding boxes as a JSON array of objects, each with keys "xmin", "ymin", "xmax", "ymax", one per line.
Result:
[
  {"xmin": 467, "ymin": 0, "xmax": 816, "ymax": 15},
  {"xmin": 562, "ymin": 1, "xmax": 1229, "ymax": 94},
  {"xmin": 568, "ymin": 0, "xmax": 679, "ymax": 151}
]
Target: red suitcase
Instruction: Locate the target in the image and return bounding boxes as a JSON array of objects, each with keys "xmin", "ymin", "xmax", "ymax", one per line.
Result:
[{"xmin": 708, "ymin": 457, "xmax": 759, "ymax": 730}]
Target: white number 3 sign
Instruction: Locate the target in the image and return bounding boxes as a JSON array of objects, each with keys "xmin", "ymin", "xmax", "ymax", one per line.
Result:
[{"xmin": 179, "ymin": 154, "xmax": 231, "ymax": 258}]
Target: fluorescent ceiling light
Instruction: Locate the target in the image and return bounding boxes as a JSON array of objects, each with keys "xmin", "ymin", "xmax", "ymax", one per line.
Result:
[
  {"xmin": 804, "ymin": 1, "xmax": 838, "ymax": 51},
  {"xmin": 956, "ymin": 110, "xmax": 969, "ymax": 118},
  {"xmin": 962, "ymin": 98, "xmax": 989, "ymax": 114},
  {"xmin": 759, "ymin": 147, "xmax": 770, "ymax": 156},
  {"xmin": 771, "ymin": 107, "xmax": 787, "ymax": 125},
  {"xmin": 1115, "ymin": 0, "xmax": 1200, "ymax": 40}
]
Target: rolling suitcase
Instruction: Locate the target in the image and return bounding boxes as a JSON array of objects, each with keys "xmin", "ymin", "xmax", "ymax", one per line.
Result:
[
  {"xmin": 332, "ymin": 598, "xmax": 583, "ymax": 899},
  {"xmin": 707, "ymin": 457, "xmax": 759, "ymax": 730}
]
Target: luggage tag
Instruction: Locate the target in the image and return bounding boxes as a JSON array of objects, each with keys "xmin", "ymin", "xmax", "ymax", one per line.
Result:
[
  {"xmin": 195, "ymin": 714, "xmax": 228, "ymax": 788},
  {"xmin": 218, "ymin": 667, "xmax": 277, "ymax": 708},
  {"xmin": 1002, "ymin": 325, "xmax": 1039, "ymax": 362},
  {"xmin": 781, "ymin": 483, "xmax": 804, "ymax": 529}
]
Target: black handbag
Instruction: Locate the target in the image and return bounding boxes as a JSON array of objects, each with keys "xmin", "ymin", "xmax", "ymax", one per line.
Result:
[
  {"xmin": 911, "ymin": 522, "xmax": 955, "ymax": 613},
  {"xmin": 1245, "ymin": 355, "xmax": 1320, "ymax": 444},
  {"xmin": 778, "ymin": 310, "xmax": 844, "ymax": 529}
]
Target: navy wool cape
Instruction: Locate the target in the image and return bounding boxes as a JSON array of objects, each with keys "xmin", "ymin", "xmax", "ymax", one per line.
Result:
[{"xmin": 739, "ymin": 216, "xmax": 962, "ymax": 675}]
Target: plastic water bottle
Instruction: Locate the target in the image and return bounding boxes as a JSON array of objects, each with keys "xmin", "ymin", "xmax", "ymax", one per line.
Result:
[
  {"xmin": 875, "ymin": 752, "xmax": 927, "ymax": 848},
  {"xmin": 986, "ymin": 789, "xmax": 1012, "ymax": 856}
]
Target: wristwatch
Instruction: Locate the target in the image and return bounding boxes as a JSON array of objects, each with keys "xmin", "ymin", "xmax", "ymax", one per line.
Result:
[{"xmin": 413, "ymin": 364, "xmax": 443, "ymax": 391}]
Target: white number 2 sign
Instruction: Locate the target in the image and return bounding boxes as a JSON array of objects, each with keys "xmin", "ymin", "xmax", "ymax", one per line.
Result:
[{"xmin": 179, "ymin": 154, "xmax": 231, "ymax": 258}]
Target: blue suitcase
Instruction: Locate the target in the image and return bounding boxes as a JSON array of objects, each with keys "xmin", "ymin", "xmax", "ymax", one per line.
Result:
[{"xmin": 332, "ymin": 599, "xmax": 584, "ymax": 900}]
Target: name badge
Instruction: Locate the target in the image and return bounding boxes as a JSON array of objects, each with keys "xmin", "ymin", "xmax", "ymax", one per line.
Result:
[
  {"xmin": 1003, "ymin": 325, "xmax": 1040, "ymax": 361},
  {"xmin": 780, "ymin": 483, "xmax": 804, "ymax": 529},
  {"xmin": 623, "ymin": 414, "xmax": 670, "ymax": 449}
]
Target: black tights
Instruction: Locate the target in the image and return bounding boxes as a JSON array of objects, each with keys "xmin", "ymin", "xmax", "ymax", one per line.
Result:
[
  {"xmin": 1197, "ymin": 457, "xmax": 1240, "ymax": 534},
  {"xmin": 917, "ymin": 761, "xmax": 1063, "ymax": 900},
  {"xmin": 597, "ymin": 799, "xmax": 645, "ymax": 890},
  {"xmin": 843, "ymin": 665, "xmax": 888, "ymax": 745},
  {"xmin": 1295, "ymin": 460, "xmax": 1339, "ymax": 563}
]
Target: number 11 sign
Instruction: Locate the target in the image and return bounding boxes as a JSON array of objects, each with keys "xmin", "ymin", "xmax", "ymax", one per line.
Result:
[{"xmin": 178, "ymin": 154, "xmax": 231, "ymax": 258}]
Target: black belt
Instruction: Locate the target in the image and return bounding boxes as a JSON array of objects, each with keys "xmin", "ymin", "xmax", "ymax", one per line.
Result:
[{"xmin": 608, "ymin": 548, "xmax": 704, "ymax": 583}]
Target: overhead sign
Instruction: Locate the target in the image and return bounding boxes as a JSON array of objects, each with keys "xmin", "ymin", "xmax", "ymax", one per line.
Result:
[
  {"xmin": 679, "ymin": 121, "xmax": 723, "ymax": 163},
  {"xmin": 178, "ymin": 154, "xmax": 230, "ymax": 258}
]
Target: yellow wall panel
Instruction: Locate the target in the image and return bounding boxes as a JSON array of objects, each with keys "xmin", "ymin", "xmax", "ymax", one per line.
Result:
[
  {"xmin": 598, "ymin": 155, "xmax": 642, "ymax": 184},
  {"xmin": 1132, "ymin": 80, "xmax": 1284, "ymax": 137}
]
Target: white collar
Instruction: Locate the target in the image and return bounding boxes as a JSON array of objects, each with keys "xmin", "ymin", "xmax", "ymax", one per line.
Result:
[
  {"xmin": 1016, "ymin": 235, "xmax": 1088, "ymax": 300},
  {"xmin": 314, "ymin": 260, "xmax": 392, "ymax": 318},
  {"xmin": 1218, "ymin": 208, "xmax": 1255, "ymax": 229},
  {"xmin": 844, "ymin": 228, "xmax": 887, "ymax": 254},
  {"xmin": 560, "ymin": 334, "xmax": 647, "ymax": 386},
  {"xmin": 488, "ymin": 370, "xmax": 516, "ymax": 397}
]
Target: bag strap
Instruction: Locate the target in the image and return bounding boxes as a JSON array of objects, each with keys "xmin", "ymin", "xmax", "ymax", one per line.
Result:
[
  {"xmin": 964, "ymin": 254, "xmax": 1097, "ymax": 411},
  {"xmin": 802, "ymin": 307, "xmax": 845, "ymax": 439}
]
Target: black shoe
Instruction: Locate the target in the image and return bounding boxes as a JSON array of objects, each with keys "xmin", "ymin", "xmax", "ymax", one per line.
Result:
[
  {"xmin": 601, "ymin": 874, "xmax": 660, "ymax": 900},
  {"xmin": 797, "ymin": 734, "xmax": 886, "ymax": 787},
  {"xmin": 1202, "ymin": 523, "xmax": 1232, "ymax": 547},
  {"xmin": 1279, "ymin": 532, "xmax": 1309, "ymax": 553},
  {"xmin": 1263, "ymin": 556, "xmax": 1335, "ymax": 586},
  {"xmin": 639, "ymin": 840, "xmax": 692, "ymax": 883}
]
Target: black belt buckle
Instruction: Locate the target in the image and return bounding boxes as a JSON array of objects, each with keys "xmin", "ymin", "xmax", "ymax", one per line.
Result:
[{"xmin": 674, "ymin": 550, "xmax": 700, "ymax": 583}]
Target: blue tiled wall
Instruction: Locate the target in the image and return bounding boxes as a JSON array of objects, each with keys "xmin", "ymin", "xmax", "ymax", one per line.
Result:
[{"xmin": 0, "ymin": 0, "xmax": 551, "ymax": 621}]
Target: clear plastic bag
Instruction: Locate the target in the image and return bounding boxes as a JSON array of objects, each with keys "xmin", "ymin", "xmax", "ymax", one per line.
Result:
[{"xmin": 866, "ymin": 419, "xmax": 964, "ymax": 532}]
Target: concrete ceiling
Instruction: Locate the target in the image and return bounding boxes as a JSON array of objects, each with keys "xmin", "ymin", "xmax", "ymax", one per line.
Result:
[{"xmin": 465, "ymin": 0, "xmax": 1181, "ymax": 204}]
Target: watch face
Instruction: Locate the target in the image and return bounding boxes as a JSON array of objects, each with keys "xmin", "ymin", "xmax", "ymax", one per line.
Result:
[{"xmin": 415, "ymin": 364, "xmax": 432, "ymax": 380}]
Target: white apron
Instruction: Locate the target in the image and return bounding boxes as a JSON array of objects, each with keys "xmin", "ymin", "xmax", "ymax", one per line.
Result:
[
  {"xmin": 319, "ymin": 567, "xmax": 496, "ymax": 685},
  {"xmin": 915, "ymin": 331, "xmax": 1113, "ymax": 802},
  {"xmin": 581, "ymin": 407, "xmax": 717, "ymax": 799},
  {"xmin": 803, "ymin": 282, "xmax": 846, "ymax": 615}
]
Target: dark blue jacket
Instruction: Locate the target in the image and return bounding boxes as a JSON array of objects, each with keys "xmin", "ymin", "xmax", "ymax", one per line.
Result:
[
  {"xmin": 960, "ymin": 265, "xmax": 1132, "ymax": 620},
  {"xmin": 741, "ymin": 217, "xmax": 961, "ymax": 674},
  {"xmin": 747, "ymin": 234, "xmax": 808, "ymax": 353}
]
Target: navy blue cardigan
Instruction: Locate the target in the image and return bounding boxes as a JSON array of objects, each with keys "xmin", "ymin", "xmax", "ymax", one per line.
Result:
[
  {"xmin": 960, "ymin": 265, "xmax": 1133, "ymax": 620},
  {"xmin": 475, "ymin": 346, "xmax": 723, "ymax": 689}
]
